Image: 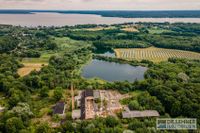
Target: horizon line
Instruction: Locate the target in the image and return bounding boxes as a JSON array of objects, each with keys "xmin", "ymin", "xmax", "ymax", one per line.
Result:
[{"xmin": 0, "ymin": 9, "xmax": 200, "ymax": 11}]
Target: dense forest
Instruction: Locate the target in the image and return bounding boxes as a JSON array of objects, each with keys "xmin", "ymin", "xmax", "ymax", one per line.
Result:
[
  {"xmin": 66, "ymin": 23, "xmax": 200, "ymax": 52},
  {"xmin": 0, "ymin": 23, "xmax": 199, "ymax": 132}
]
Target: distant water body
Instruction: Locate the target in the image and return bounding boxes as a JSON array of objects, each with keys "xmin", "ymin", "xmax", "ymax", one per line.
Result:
[{"xmin": 0, "ymin": 13, "xmax": 200, "ymax": 27}]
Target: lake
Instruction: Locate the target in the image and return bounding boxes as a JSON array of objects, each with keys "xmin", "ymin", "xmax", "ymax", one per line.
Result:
[
  {"xmin": 1, "ymin": 13, "xmax": 200, "ymax": 27},
  {"xmin": 82, "ymin": 59, "xmax": 148, "ymax": 82}
]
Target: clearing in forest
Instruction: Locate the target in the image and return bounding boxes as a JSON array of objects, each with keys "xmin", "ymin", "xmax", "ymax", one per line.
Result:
[
  {"xmin": 121, "ymin": 24, "xmax": 139, "ymax": 32},
  {"xmin": 121, "ymin": 27, "xmax": 139, "ymax": 32},
  {"xmin": 18, "ymin": 37, "xmax": 87, "ymax": 77},
  {"xmin": 18, "ymin": 63, "xmax": 47, "ymax": 77},
  {"xmin": 85, "ymin": 26, "xmax": 116, "ymax": 31},
  {"xmin": 73, "ymin": 26, "xmax": 116, "ymax": 31},
  {"xmin": 114, "ymin": 47, "xmax": 200, "ymax": 62}
]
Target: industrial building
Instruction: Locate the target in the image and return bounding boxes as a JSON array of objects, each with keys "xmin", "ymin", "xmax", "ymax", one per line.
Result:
[{"xmin": 72, "ymin": 90, "xmax": 123, "ymax": 120}]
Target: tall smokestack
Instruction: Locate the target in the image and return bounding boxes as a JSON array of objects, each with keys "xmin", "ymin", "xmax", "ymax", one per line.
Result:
[{"xmin": 71, "ymin": 82, "xmax": 75, "ymax": 110}]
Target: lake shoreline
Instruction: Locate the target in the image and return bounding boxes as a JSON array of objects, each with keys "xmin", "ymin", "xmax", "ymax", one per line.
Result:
[
  {"xmin": 1, "ymin": 13, "xmax": 200, "ymax": 27},
  {"xmin": 1, "ymin": 10, "xmax": 200, "ymax": 18}
]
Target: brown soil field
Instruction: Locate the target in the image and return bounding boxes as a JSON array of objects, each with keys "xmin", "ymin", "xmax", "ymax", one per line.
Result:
[{"xmin": 18, "ymin": 63, "xmax": 47, "ymax": 77}]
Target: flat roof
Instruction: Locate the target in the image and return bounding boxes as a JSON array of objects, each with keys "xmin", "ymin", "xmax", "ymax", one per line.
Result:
[
  {"xmin": 72, "ymin": 109, "xmax": 81, "ymax": 119},
  {"xmin": 122, "ymin": 110, "xmax": 160, "ymax": 118},
  {"xmin": 53, "ymin": 101, "xmax": 65, "ymax": 115},
  {"xmin": 84, "ymin": 89, "xmax": 93, "ymax": 97},
  {"xmin": 93, "ymin": 90, "xmax": 100, "ymax": 99}
]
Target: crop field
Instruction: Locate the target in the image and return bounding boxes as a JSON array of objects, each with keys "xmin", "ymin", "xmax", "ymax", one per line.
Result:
[
  {"xmin": 114, "ymin": 47, "xmax": 200, "ymax": 62},
  {"xmin": 18, "ymin": 63, "xmax": 47, "ymax": 77}
]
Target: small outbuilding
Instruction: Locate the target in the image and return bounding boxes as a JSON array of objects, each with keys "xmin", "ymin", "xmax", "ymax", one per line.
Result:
[
  {"xmin": 72, "ymin": 109, "xmax": 81, "ymax": 120},
  {"xmin": 93, "ymin": 90, "xmax": 100, "ymax": 99},
  {"xmin": 84, "ymin": 89, "xmax": 94, "ymax": 98},
  {"xmin": 122, "ymin": 109, "xmax": 160, "ymax": 118},
  {"xmin": 53, "ymin": 101, "xmax": 66, "ymax": 117},
  {"xmin": 75, "ymin": 91, "xmax": 82, "ymax": 108}
]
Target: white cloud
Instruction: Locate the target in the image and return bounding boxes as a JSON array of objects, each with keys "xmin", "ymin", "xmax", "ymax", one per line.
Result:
[{"xmin": 0, "ymin": 0, "xmax": 199, "ymax": 10}]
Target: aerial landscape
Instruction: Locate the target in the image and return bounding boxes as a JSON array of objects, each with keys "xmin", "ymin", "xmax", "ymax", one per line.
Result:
[{"xmin": 0, "ymin": 0, "xmax": 200, "ymax": 133}]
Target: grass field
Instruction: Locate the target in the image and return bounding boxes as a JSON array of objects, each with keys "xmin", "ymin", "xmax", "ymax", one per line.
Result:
[
  {"xmin": 121, "ymin": 24, "xmax": 139, "ymax": 32},
  {"xmin": 19, "ymin": 37, "xmax": 90, "ymax": 76},
  {"xmin": 19, "ymin": 37, "xmax": 73, "ymax": 76},
  {"xmin": 18, "ymin": 63, "xmax": 48, "ymax": 77},
  {"xmin": 19, "ymin": 53, "xmax": 50, "ymax": 76},
  {"xmin": 21, "ymin": 52, "xmax": 56, "ymax": 64},
  {"xmin": 121, "ymin": 27, "xmax": 139, "ymax": 32},
  {"xmin": 21, "ymin": 37, "xmax": 86, "ymax": 63},
  {"xmin": 73, "ymin": 26, "xmax": 116, "ymax": 31},
  {"xmin": 53, "ymin": 37, "xmax": 90, "ymax": 51},
  {"xmin": 148, "ymin": 28, "xmax": 172, "ymax": 34},
  {"xmin": 114, "ymin": 47, "xmax": 200, "ymax": 62}
]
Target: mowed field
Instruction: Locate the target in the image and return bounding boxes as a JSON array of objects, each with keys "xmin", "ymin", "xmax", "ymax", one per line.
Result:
[
  {"xmin": 114, "ymin": 47, "xmax": 200, "ymax": 62},
  {"xmin": 18, "ymin": 63, "xmax": 47, "ymax": 77},
  {"xmin": 18, "ymin": 37, "xmax": 85, "ymax": 77},
  {"xmin": 73, "ymin": 26, "xmax": 116, "ymax": 31},
  {"xmin": 121, "ymin": 24, "xmax": 139, "ymax": 32},
  {"xmin": 121, "ymin": 27, "xmax": 139, "ymax": 32}
]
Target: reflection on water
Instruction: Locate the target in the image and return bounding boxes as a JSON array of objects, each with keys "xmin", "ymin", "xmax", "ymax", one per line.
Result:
[
  {"xmin": 98, "ymin": 51, "xmax": 115, "ymax": 57},
  {"xmin": 82, "ymin": 59, "xmax": 147, "ymax": 82},
  {"xmin": 94, "ymin": 49, "xmax": 115, "ymax": 57},
  {"xmin": 0, "ymin": 13, "xmax": 200, "ymax": 27}
]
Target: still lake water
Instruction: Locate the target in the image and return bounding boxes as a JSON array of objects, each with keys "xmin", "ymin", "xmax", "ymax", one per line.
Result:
[
  {"xmin": 82, "ymin": 59, "xmax": 148, "ymax": 82},
  {"xmin": 1, "ymin": 13, "xmax": 200, "ymax": 27}
]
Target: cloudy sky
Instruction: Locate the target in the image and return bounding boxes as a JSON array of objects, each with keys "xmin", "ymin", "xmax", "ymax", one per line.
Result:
[{"xmin": 0, "ymin": 0, "xmax": 199, "ymax": 10}]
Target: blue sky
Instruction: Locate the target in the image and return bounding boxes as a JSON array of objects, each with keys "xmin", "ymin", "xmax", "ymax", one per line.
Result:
[{"xmin": 0, "ymin": 0, "xmax": 199, "ymax": 10}]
